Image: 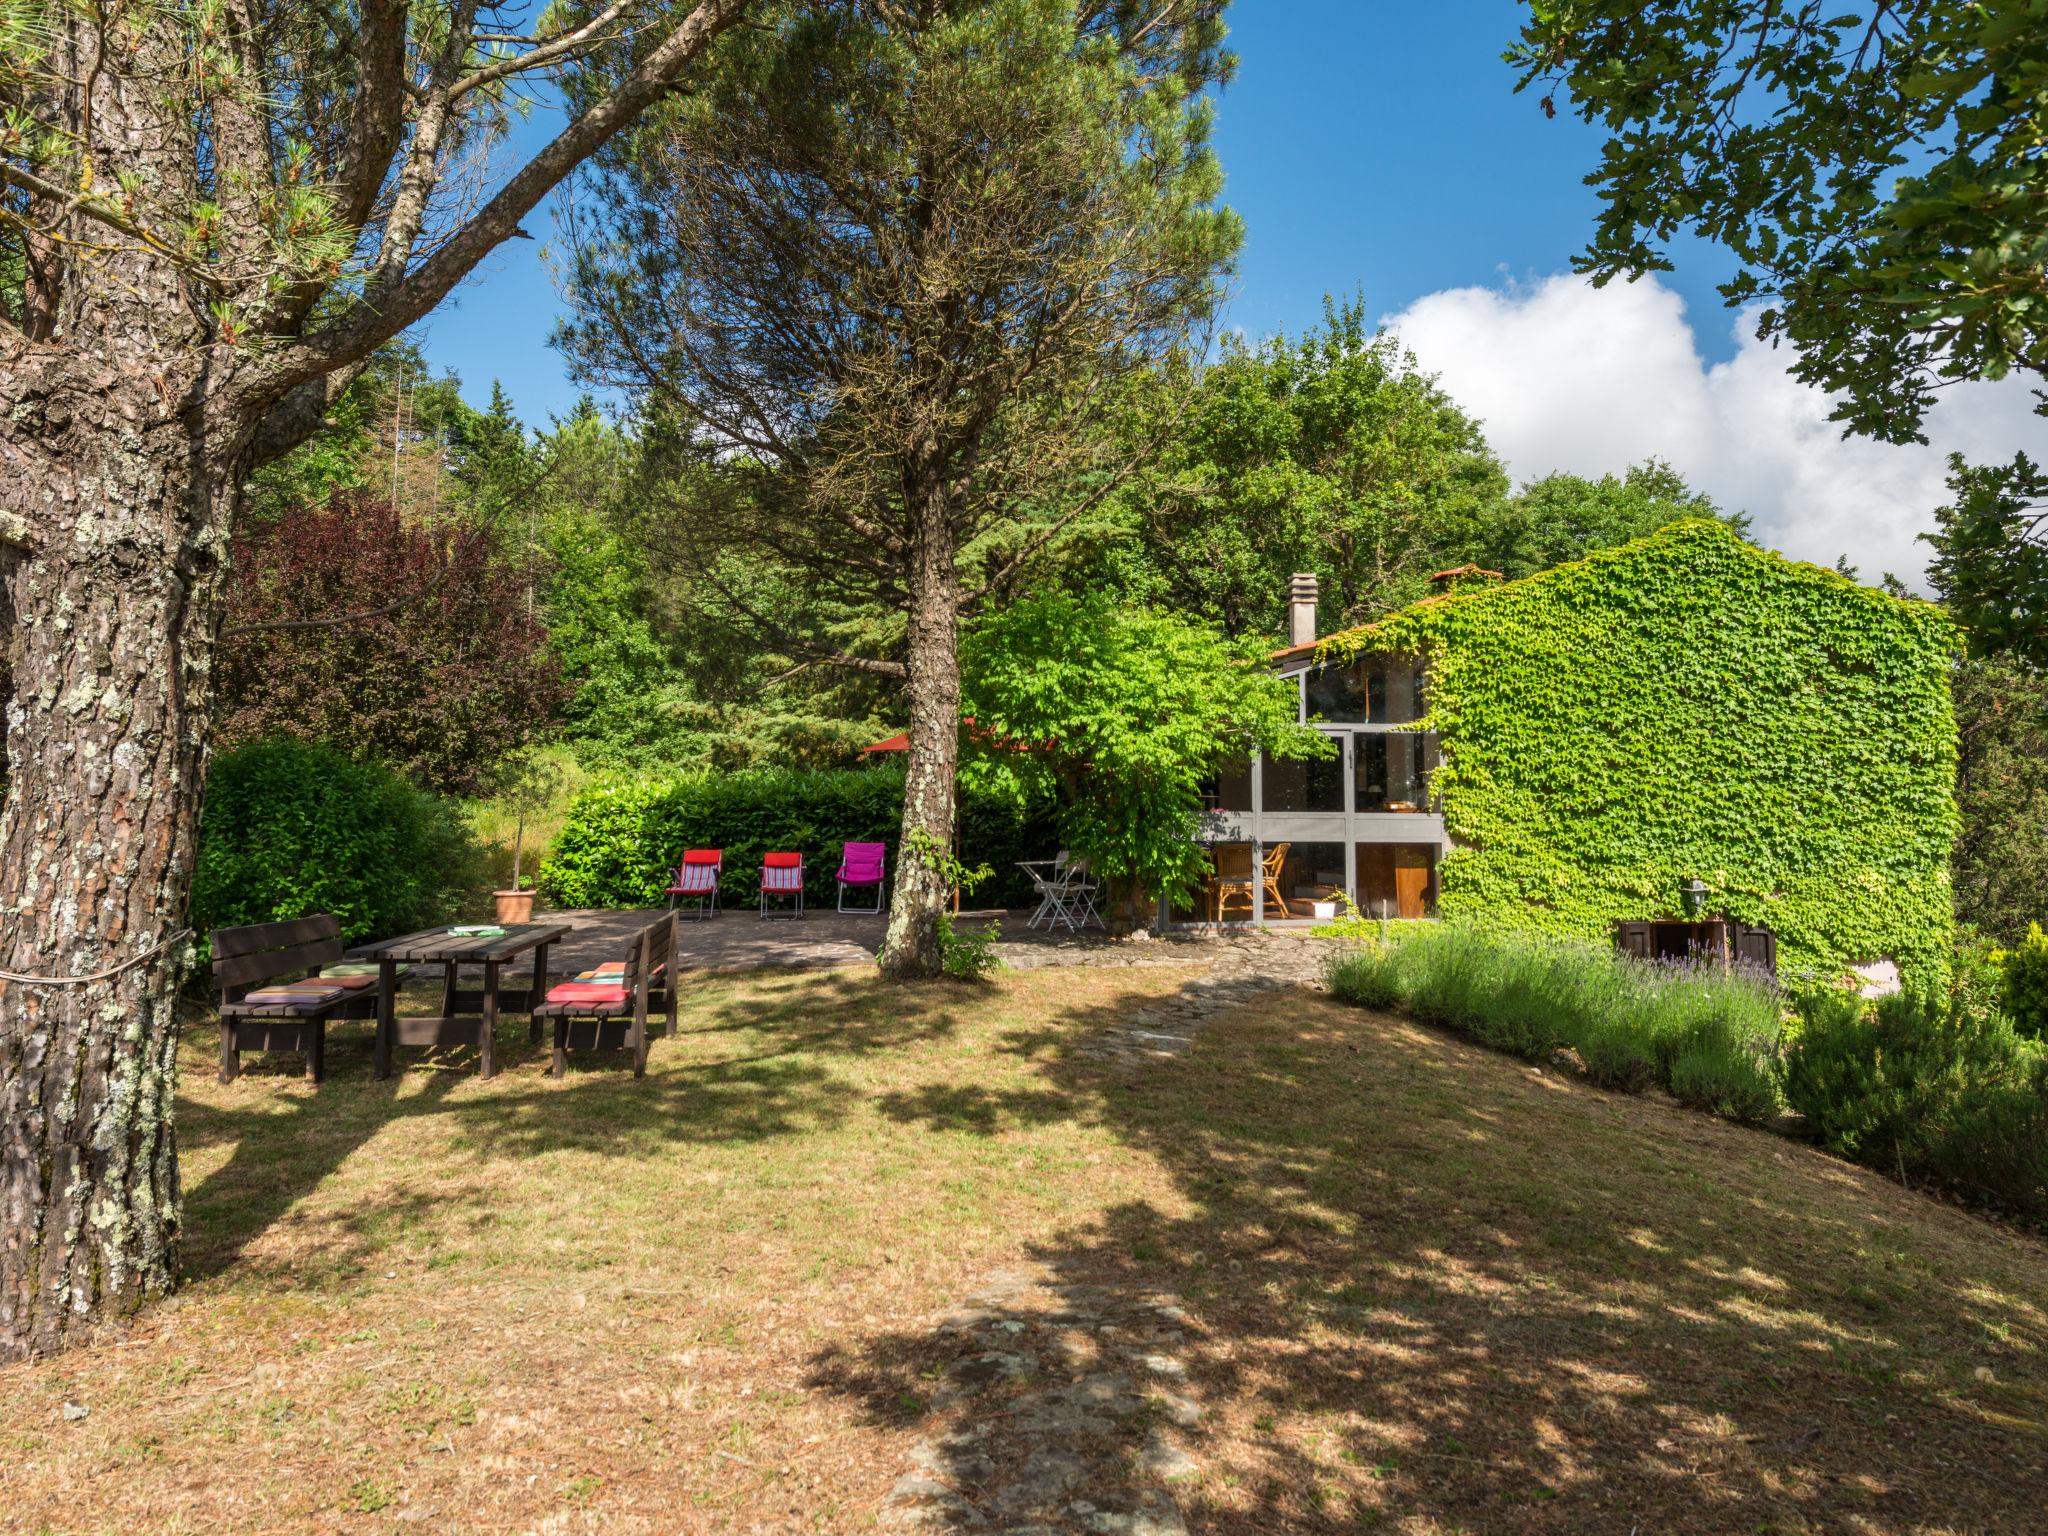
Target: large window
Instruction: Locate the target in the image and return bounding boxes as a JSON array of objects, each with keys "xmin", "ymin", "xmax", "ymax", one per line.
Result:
[
  {"xmin": 1354, "ymin": 731, "xmax": 1435, "ymax": 812},
  {"xmin": 1305, "ymin": 663, "xmax": 1369, "ymax": 723},
  {"xmin": 1262, "ymin": 740, "xmax": 1345, "ymax": 813},
  {"xmin": 1199, "ymin": 757, "xmax": 1253, "ymax": 813},
  {"xmin": 1307, "ymin": 655, "xmax": 1426, "ymax": 725},
  {"xmin": 1271, "ymin": 841, "xmax": 1346, "ymax": 918},
  {"xmin": 1356, "ymin": 842, "xmax": 1437, "ymax": 919}
]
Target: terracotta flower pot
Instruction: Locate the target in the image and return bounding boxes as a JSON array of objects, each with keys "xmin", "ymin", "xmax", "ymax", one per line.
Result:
[{"xmin": 493, "ymin": 888, "xmax": 535, "ymax": 925}]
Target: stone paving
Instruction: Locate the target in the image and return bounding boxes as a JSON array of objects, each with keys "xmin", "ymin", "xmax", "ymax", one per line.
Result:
[
  {"xmin": 879, "ymin": 1268, "xmax": 1207, "ymax": 1535},
  {"xmin": 534, "ymin": 906, "xmax": 1346, "ymax": 999}
]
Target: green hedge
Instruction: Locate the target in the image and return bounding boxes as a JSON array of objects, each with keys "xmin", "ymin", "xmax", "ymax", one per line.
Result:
[
  {"xmin": 1332, "ymin": 521, "xmax": 1960, "ymax": 990},
  {"xmin": 1782, "ymin": 987, "xmax": 2047, "ymax": 1222},
  {"xmin": 538, "ymin": 766, "xmax": 1058, "ymax": 909},
  {"xmin": 192, "ymin": 738, "xmax": 485, "ymax": 950}
]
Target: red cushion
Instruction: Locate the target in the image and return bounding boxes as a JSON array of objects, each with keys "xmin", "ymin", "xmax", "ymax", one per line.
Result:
[
  {"xmin": 683, "ymin": 849, "xmax": 723, "ymax": 866},
  {"xmin": 763, "ymin": 852, "xmax": 802, "ymax": 868},
  {"xmin": 546, "ymin": 982, "xmax": 629, "ymax": 1006}
]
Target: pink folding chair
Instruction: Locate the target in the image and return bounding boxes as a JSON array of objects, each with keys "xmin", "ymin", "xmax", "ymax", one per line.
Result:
[
  {"xmin": 836, "ymin": 842, "xmax": 887, "ymax": 913},
  {"xmin": 760, "ymin": 852, "xmax": 805, "ymax": 920},
  {"xmin": 665, "ymin": 848, "xmax": 723, "ymax": 920}
]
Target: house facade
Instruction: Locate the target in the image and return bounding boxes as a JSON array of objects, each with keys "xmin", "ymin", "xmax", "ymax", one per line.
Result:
[
  {"xmin": 1168, "ymin": 521, "xmax": 1960, "ymax": 990},
  {"xmin": 1174, "ymin": 634, "xmax": 1447, "ymax": 924}
]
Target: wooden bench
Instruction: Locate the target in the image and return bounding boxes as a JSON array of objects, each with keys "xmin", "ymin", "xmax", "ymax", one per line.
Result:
[
  {"xmin": 531, "ymin": 914, "xmax": 677, "ymax": 1078},
  {"xmin": 211, "ymin": 915, "xmax": 381, "ymax": 1083}
]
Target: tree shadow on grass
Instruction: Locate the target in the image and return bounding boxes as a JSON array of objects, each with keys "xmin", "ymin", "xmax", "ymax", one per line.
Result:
[
  {"xmin": 178, "ymin": 967, "xmax": 964, "ymax": 1285},
  {"xmin": 809, "ymin": 973, "xmax": 2048, "ymax": 1535}
]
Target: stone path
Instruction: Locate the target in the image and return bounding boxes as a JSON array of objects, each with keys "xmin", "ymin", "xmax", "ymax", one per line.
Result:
[
  {"xmin": 536, "ymin": 907, "xmax": 1348, "ymax": 993},
  {"xmin": 880, "ymin": 1268, "xmax": 1207, "ymax": 1534},
  {"xmin": 1053, "ymin": 934, "xmax": 1343, "ymax": 1067}
]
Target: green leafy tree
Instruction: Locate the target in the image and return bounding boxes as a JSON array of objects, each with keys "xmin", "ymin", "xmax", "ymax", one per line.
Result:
[
  {"xmin": 541, "ymin": 501, "xmax": 707, "ymax": 766},
  {"xmin": 251, "ymin": 345, "xmax": 542, "ymax": 526},
  {"xmin": 1093, "ymin": 299, "xmax": 1509, "ymax": 634},
  {"xmin": 960, "ymin": 591, "xmax": 1328, "ymax": 915},
  {"xmin": 1510, "ymin": 0, "xmax": 2048, "ymax": 444},
  {"xmin": 1920, "ymin": 455, "xmax": 2048, "ymax": 940},
  {"xmin": 1476, "ymin": 461, "xmax": 1749, "ymax": 579},
  {"xmin": 1925, "ymin": 452, "xmax": 2048, "ymax": 671},
  {"xmin": 1082, "ymin": 306, "xmax": 1746, "ymax": 635},
  {"xmin": 1952, "ymin": 653, "xmax": 2048, "ymax": 944},
  {"xmin": 0, "ymin": 0, "xmax": 752, "ymax": 1360},
  {"xmin": 556, "ymin": 0, "xmax": 1241, "ymax": 977}
]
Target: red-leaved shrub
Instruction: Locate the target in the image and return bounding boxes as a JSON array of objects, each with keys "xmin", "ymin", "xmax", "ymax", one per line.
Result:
[{"xmin": 216, "ymin": 494, "xmax": 569, "ymax": 794}]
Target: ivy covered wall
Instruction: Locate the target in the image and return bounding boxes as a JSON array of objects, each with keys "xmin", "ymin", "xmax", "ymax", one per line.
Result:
[{"xmin": 1326, "ymin": 521, "xmax": 1961, "ymax": 988}]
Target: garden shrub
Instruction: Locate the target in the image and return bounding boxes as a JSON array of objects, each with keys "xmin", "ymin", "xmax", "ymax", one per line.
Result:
[
  {"xmin": 193, "ymin": 738, "xmax": 485, "ymax": 951},
  {"xmin": 1924, "ymin": 1051, "xmax": 2048, "ymax": 1217},
  {"xmin": 215, "ymin": 494, "xmax": 567, "ymax": 795},
  {"xmin": 538, "ymin": 766, "xmax": 1057, "ymax": 909},
  {"xmin": 935, "ymin": 913, "xmax": 1005, "ymax": 980},
  {"xmin": 1995, "ymin": 922, "xmax": 2048, "ymax": 1039},
  {"xmin": 1326, "ymin": 521, "xmax": 1960, "ymax": 991},
  {"xmin": 1781, "ymin": 985, "xmax": 2046, "ymax": 1221},
  {"xmin": 1325, "ymin": 923, "xmax": 1783, "ymax": 1122},
  {"xmin": 1325, "ymin": 947, "xmax": 1402, "ymax": 1011}
]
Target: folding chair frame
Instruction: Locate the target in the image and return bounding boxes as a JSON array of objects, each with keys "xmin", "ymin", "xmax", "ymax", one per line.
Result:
[
  {"xmin": 668, "ymin": 853, "xmax": 723, "ymax": 920},
  {"xmin": 1025, "ymin": 853, "xmax": 1104, "ymax": 933},
  {"xmin": 836, "ymin": 845, "xmax": 887, "ymax": 914},
  {"xmin": 761, "ymin": 856, "xmax": 805, "ymax": 920}
]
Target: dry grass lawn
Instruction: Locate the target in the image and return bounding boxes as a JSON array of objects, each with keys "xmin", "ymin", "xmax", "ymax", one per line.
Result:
[{"xmin": 0, "ymin": 960, "xmax": 2043, "ymax": 1534}]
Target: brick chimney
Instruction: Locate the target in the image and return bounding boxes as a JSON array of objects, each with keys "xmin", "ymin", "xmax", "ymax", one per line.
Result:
[{"xmin": 1287, "ymin": 572, "xmax": 1320, "ymax": 648}]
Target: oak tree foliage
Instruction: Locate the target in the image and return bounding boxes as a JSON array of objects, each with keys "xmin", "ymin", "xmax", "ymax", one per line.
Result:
[{"xmin": 1511, "ymin": 0, "xmax": 2048, "ymax": 444}]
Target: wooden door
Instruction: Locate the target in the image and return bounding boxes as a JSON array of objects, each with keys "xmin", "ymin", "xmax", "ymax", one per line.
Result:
[
  {"xmin": 1355, "ymin": 844, "xmax": 1395, "ymax": 917},
  {"xmin": 1393, "ymin": 846, "xmax": 1433, "ymax": 918}
]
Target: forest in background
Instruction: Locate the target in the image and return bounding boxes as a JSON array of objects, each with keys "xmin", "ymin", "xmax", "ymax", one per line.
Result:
[{"xmin": 215, "ymin": 304, "xmax": 2047, "ymax": 946}]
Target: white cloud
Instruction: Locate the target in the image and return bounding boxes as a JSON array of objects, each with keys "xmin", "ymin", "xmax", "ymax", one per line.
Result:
[{"xmin": 1382, "ymin": 273, "xmax": 2044, "ymax": 589}]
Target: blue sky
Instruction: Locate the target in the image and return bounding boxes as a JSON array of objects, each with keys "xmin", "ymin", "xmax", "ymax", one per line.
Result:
[
  {"xmin": 414, "ymin": 2, "xmax": 2041, "ymax": 583},
  {"xmin": 416, "ymin": 3, "xmax": 1733, "ymax": 424}
]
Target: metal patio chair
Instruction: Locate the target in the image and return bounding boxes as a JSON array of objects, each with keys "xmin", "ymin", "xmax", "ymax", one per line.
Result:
[
  {"xmin": 836, "ymin": 841, "xmax": 887, "ymax": 913},
  {"xmin": 760, "ymin": 852, "xmax": 805, "ymax": 920},
  {"xmin": 666, "ymin": 848, "xmax": 723, "ymax": 919}
]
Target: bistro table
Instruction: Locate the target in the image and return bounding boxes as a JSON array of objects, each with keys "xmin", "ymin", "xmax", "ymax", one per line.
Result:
[{"xmin": 347, "ymin": 923, "xmax": 570, "ymax": 1079}]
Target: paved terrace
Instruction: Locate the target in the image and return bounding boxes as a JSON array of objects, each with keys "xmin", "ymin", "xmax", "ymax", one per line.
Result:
[
  {"xmin": 447, "ymin": 908, "xmax": 1341, "ymax": 1068},
  {"xmin": 530, "ymin": 905, "xmax": 1328, "ymax": 978}
]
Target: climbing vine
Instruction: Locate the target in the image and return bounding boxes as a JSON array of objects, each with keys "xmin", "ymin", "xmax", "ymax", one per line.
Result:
[{"xmin": 1326, "ymin": 521, "xmax": 1961, "ymax": 988}]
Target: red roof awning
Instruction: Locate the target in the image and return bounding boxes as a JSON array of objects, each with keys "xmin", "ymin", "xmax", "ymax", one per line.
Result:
[{"xmin": 861, "ymin": 717, "xmax": 1041, "ymax": 755}]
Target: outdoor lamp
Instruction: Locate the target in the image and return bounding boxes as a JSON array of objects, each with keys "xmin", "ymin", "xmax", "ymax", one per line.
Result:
[{"xmin": 1680, "ymin": 877, "xmax": 1709, "ymax": 917}]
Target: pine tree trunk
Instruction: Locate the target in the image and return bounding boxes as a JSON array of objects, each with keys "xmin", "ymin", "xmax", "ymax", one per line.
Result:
[
  {"xmin": 879, "ymin": 468, "xmax": 961, "ymax": 981},
  {"xmin": 0, "ymin": 354, "xmax": 240, "ymax": 1361}
]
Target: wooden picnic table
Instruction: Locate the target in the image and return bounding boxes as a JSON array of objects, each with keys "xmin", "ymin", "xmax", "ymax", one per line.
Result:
[{"xmin": 347, "ymin": 922, "xmax": 570, "ymax": 1079}]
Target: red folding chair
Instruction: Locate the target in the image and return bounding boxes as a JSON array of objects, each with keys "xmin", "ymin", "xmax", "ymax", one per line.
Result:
[
  {"xmin": 666, "ymin": 848, "xmax": 723, "ymax": 920},
  {"xmin": 760, "ymin": 852, "xmax": 805, "ymax": 920}
]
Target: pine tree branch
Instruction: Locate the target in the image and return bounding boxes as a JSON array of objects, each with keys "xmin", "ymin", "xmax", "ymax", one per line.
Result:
[{"xmin": 254, "ymin": 0, "xmax": 753, "ymax": 399}]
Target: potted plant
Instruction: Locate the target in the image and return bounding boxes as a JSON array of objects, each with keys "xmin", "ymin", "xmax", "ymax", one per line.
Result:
[{"xmin": 490, "ymin": 751, "xmax": 565, "ymax": 925}]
